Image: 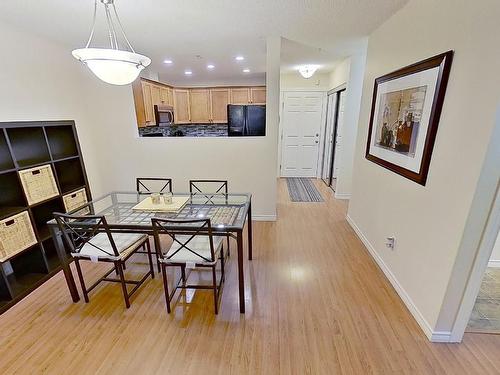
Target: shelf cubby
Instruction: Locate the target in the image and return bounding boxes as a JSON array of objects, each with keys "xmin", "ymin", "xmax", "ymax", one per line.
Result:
[
  {"xmin": 6, "ymin": 127, "xmax": 51, "ymax": 167},
  {"xmin": 0, "ymin": 130, "xmax": 14, "ymax": 172},
  {"xmin": 0, "ymin": 121, "xmax": 91, "ymax": 314},
  {"xmin": 31, "ymin": 198, "xmax": 64, "ymax": 241},
  {"xmin": 45, "ymin": 125, "xmax": 79, "ymax": 160},
  {"xmin": 0, "ymin": 172, "xmax": 27, "ymax": 210},
  {"xmin": 55, "ymin": 158, "xmax": 85, "ymax": 194}
]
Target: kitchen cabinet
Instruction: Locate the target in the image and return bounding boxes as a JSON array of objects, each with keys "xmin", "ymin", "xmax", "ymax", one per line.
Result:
[
  {"xmin": 250, "ymin": 87, "xmax": 266, "ymax": 104},
  {"xmin": 189, "ymin": 89, "xmax": 211, "ymax": 123},
  {"xmin": 230, "ymin": 88, "xmax": 250, "ymax": 104},
  {"xmin": 173, "ymin": 89, "xmax": 191, "ymax": 124},
  {"xmin": 141, "ymin": 81, "xmax": 154, "ymax": 125},
  {"xmin": 151, "ymin": 85, "xmax": 161, "ymax": 107},
  {"xmin": 210, "ymin": 88, "xmax": 230, "ymax": 123}
]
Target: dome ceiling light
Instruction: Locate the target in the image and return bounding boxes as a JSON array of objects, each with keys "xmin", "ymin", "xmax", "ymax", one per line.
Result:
[
  {"xmin": 72, "ymin": 0, "xmax": 151, "ymax": 85},
  {"xmin": 298, "ymin": 65, "xmax": 319, "ymax": 79}
]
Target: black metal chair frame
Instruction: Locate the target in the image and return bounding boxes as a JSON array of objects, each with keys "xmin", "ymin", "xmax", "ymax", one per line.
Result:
[
  {"xmin": 136, "ymin": 177, "xmax": 173, "ymax": 195},
  {"xmin": 54, "ymin": 213, "xmax": 154, "ymax": 308},
  {"xmin": 152, "ymin": 218, "xmax": 225, "ymax": 314},
  {"xmin": 136, "ymin": 177, "xmax": 173, "ymax": 272},
  {"xmin": 189, "ymin": 179, "xmax": 231, "ymax": 257}
]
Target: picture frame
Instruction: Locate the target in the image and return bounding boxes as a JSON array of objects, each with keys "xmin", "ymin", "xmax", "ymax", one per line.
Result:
[{"xmin": 365, "ymin": 51, "xmax": 453, "ymax": 185}]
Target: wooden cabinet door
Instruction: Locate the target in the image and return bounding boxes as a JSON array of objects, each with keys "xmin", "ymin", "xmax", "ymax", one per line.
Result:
[
  {"xmin": 167, "ymin": 88, "xmax": 174, "ymax": 106},
  {"xmin": 141, "ymin": 81, "xmax": 154, "ymax": 125},
  {"xmin": 250, "ymin": 87, "xmax": 266, "ymax": 104},
  {"xmin": 151, "ymin": 85, "xmax": 161, "ymax": 107},
  {"xmin": 190, "ymin": 89, "xmax": 211, "ymax": 123},
  {"xmin": 160, "ymin": 87, "xmax": 169, "ymax": 104},
  {"xmin": 230, "ymin": 88, "xmax": 250, "ymax": 104},
  {"xmin": 173, "ymin": 89, "xmax": 191, "ymax": 123},
  {"xmin": 210, "ymin": 88, "xmax": 230, "ymax": 123}
]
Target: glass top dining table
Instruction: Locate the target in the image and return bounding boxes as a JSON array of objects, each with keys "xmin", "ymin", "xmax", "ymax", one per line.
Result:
[{"xmin": 48, "ymin": 191, "xmax": 253, "ymax": 313}]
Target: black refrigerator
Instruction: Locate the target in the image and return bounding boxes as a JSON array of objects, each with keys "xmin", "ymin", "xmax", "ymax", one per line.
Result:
[{"xmin": 227, "ymin": 105, "xmax": 266, "ymax": 136}]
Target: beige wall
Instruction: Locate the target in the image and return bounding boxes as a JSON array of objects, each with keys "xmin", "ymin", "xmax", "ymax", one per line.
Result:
[
  {"xmin": 280, "ymin": 72, "xmax": 331, "ymax": 90},
  {"xmin": 490, "ymin": 232, "xmax": 500, "ymax": 265},
  {"xmin": 348, "ymin": 0, "xmax": 500, "ymax": 339},
  {"xmin": 0, "ymin": 21, "xmax": 102, "ymax": 195},
  {"xmin": 329, "ymin": 58, "xmax": 350, "ymax": 90}
]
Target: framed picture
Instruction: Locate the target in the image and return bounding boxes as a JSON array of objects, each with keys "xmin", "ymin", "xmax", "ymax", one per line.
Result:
[{"xmin": 365, "ymin": 51, "xmax": 453, "ymax": 185}]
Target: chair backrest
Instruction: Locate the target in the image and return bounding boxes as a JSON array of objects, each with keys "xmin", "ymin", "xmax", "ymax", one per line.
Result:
[
  {"xmin": 189, "ymin": 179, "xmax": 228, "ymax": 204},
  {"xmin": 53, "ymin": 213, "xmax": 120, "ymax": 258},
  {"xmin": 136, "ymin": 177, "xmax": 173, "ymax": 195},
  {"xmin": 151, "ymin": 218, "xmax": 216, "ymax": 263}
]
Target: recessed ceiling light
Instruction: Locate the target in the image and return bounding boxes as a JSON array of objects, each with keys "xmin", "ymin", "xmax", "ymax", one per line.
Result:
[
  {"xmin": 184, "ymin": 70, "xmax": 193, "ymax": 75},
  {"xmin": 235, "ymin": 56, "xmax": 245, "ymax": 61},
  {"xmin": 163, "ymin": 59, "xmax": 173, "ymax": 64},
  {"xmin": 207, "ymin": 64, "xmax": 215, "ymax": 70},
  {"xmin": 243, "ymin": 68, "xmax": 250, "ymax": 73}
]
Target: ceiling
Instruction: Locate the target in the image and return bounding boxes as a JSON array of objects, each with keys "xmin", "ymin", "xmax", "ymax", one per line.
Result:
[{"xmin": 0, "ymin": 0, "xmax": 408, "ymax": 85}]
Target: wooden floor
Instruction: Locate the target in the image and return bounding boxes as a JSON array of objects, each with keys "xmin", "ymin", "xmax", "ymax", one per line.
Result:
[{"xmin": 0, "ymin": 179, "xmax": 499, "ymax": 374}]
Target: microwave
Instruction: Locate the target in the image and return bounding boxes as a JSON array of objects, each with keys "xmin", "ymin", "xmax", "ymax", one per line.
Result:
[{"xmin": 154, "ymin": 105, "xmax": 174, "ymax": 126}]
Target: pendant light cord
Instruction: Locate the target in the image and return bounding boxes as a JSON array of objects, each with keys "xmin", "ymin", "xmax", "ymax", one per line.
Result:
[{"xmin": 84, "ymin": 0, "xmax": 136, "ymax": 53}]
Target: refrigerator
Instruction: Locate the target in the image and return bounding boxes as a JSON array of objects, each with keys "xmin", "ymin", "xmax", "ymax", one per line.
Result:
[{"xmin": 227, "ymin": 105, "xmax": 266, "ymax": 136}]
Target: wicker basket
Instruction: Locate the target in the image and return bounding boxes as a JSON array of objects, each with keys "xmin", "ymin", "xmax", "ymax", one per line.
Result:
[
  {"xmin": 0, "ymin": 211, "xmax": 38, "ymax": 262},
  {"xmin": 19, "ymin": 164, "xmax": 59, "ymax": 205},
  {"xmin": 63, "ymin": 188, "xmax": 89, "ymax": 214}
]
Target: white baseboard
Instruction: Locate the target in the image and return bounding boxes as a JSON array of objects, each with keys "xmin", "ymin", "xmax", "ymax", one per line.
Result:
[
  {"xmin": 488, "ymin": 260, "xmax": 500, "ymax": 268},
  {"xmin": 346, "ymin": 214, "xmax": 453, "ymax": 343},
  {"xmin": 334, "ymin": 192, "xmax": 351, "ymax": 200},
  {"xmin": 253, "ymin": 214, "xmax": 277, "ymax": 222}
]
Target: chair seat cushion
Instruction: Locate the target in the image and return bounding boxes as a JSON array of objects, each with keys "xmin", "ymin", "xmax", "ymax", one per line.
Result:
[
  {"xmin": 161, "ymin": 235, "xmax": 223, "ymax": 264},
  {"xmin": 72, "ymin": 232, "xmax": 147, "ymax": 261}
]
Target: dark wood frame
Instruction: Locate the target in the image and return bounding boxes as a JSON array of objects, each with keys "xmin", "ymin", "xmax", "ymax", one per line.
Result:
[
  {"xmin": 136, "ymin": 177, "xmax": 173, "ymax": 194},
  {"xmin": 365, "ymin": 51, "xmax": 453, "ymax": 185},
  {"xmin": 0, "ymin": 120, "xmax": 91, "ymax": 314}
]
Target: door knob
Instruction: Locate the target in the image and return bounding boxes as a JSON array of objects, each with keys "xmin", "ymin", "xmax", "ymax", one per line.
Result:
[
  {"xmin": 316, "ymin": 133, "xmax": 319, "ymax": 137},
  {"xmin": 315, "ymin": 140, "xmax": 319, "ymax": 144}
]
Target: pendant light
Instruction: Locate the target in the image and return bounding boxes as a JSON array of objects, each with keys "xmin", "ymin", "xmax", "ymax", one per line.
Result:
[
  {"xmin": 298, "ymin": 65, "xmax": 319, "ymax": 79},
  {"xmin": 72, "ymin": 0, "xmax": 151, "ymax": 85}
]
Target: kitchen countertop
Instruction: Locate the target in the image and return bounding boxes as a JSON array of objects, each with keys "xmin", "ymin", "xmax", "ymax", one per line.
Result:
[{"xmin": 139, "ymin": 123, "xmax": 228, "ymax": 137}]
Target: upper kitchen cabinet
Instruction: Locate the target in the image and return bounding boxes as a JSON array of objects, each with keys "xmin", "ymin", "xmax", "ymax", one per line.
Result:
[
  {"xmin": 133, "ymin": 78, "xmax": 175, "ymax": 127},
  {"xmin": 160, "ymin": 87, "xmax": 173, "ymax": 106},
  {"xmin": 189, "ymin": 89, "xmax": 211, "ymax": 123},
  {"xmin": 250, "ymin": 87, "xmax": 266, "ymax": 104},
  {"xmin": 141, "ymin": 81, "xmax": 154, "ymax": 126},
  {"xmin": 210, "ymin": 88, "xmax": 230, "ymax": 123},
  {"xmin": 173, "ymin": 89, "xmax": 191, "ymax": 124},
  {"xmin": 230, "ymin": 88, "xmax": 251, "ymax": 104}
]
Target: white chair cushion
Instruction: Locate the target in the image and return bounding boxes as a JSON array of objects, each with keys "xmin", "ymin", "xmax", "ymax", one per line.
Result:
[
  {"xmin": 162, "ymin": 235, "xmax": 223, "ymax": 264},
  {"xmin": 72, "ymin": 232, "xmax": 147, "ymax": 261}
]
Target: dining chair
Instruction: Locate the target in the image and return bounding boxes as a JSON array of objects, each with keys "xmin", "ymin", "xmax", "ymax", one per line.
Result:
[
  {"xmin": 136, "ymin": 177, "xmax": 173, "ymax": 272},
  {"xmin": 151, "ymin": 218, "xmax": 225, "ymax": 314},
  {"xmin": 54, "ymin": 213, "xmax": 154, "ymax": 308},
  {"xmin": 189, "ymin": 179, "xmax": 231, "ymax": 256},
  {"xmin": 136, "ymin": 177, "xmax": 173, "ymax": 194}
]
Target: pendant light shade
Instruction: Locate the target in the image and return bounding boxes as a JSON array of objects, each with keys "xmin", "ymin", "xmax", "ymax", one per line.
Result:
[
  {"xmin": 298, "ymin": 65, "xmax": 319, "ymax": 79},
  {"xmin": 72, "ymin": 0, "xmax": 151, "ymax": 85}
]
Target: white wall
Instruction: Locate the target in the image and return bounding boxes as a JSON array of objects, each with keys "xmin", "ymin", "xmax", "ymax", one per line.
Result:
[
  {"xmin": 280, "ymin": 72, "xmax": 331, "ymax": 90},
  {"xmin": 82, "ymin": 37, "xmax": 281, "ymax": 219},
  {"xmin": 329, "ymin": 58, "xmax": 350, "ymax": 90},
  {"xmin": 0, "ymin": 21, "xmax": 102, "ymax": 194},
  {"xmin": 331, "ymin": 50, "xmax": 367, "ymax": 199},
  {"xmin": 348, "ymin": 0, "xmax": 500, "ymax": 341}
]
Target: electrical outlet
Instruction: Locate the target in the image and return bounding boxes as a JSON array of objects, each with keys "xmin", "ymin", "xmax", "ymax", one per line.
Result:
[{"xmin": 386, "ymin": 237, "xmax": 395, "ymax": 250}]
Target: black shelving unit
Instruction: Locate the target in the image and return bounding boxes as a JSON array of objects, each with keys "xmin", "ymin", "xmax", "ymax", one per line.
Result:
[{"xmin": 0, "ymin": 121, "xmax": 91, "ymax": 313}]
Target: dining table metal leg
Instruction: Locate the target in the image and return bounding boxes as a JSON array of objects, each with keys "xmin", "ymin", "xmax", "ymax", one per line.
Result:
[
  {"xmin": 50, "ymin": 225, "xmax": 80, "ymax": 302},
  {"xmin": 237, "ymin": 229, "xmax": 245, "ymax": 313},
  {"xmin": 247, "ymin": 200, "xmax": 253, "ymax": 261}
]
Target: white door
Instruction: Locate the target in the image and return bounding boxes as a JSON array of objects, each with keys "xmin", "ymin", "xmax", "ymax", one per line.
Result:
[
  {"xmin": 332, "ymin": 90, "xmax": 346, "ymax": 178},
  {"xmin": 281, "ymin": 92, "xmax": 323, "ymax": 177}
]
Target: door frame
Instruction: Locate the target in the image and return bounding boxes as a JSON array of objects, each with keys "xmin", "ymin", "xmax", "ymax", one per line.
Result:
[
  {"xmin": 278, "ymin": 89, "xmax": 327, "ymax": 177},
  {"xmin": 448, "ymin": 109, "xmax": 500, "ymax": 342},
  {"xmin": 321, "ymin": 85, "xmax": 347, "ymax": 188}
]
